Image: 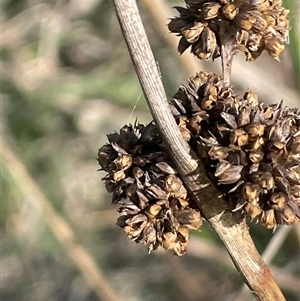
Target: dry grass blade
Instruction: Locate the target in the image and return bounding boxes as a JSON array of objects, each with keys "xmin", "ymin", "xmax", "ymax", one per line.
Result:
[
  {"xmin": 1, "ymin": 138, "xmax": 124, "ymax": 301},
  {"xmin": 262, "ymin": 226, "xmax": 294, "ymax": 264},
  {"xmin": 112, "ymin": 0, "xmax": 287, "ymax": 300}
]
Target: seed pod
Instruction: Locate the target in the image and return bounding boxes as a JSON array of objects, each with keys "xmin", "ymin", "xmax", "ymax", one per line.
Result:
[
  {"xmin": 162, "ymin": 232, "xmax": 177, "ymax": 251},
  {"xmin": 269, "ymin": 192, "xmax": 287, "ymax": 210},
  {"xmin": 245, "ymin": 202, "xmax": 262, "ymax": 220},
  {"xmin": 182, "ymin": 22, "xmax": 205, "ymax": 43},
  {"xmin": 230, "ymin": 128, "xmax": 249, "ymax": 147},
  {"xmin": 192, "ymin": 27, "xmax": 218, "ymax": 60},
  {"xmin": 222, "ymin": 4, "xmax": 239, "ymax": 20},
  {"xmin": 201, "ymin": 2, "xmax": 222, "ymax": 20},
  {"xmin": 261, "ymin": 209, "xmax": 276, "ymax": 229},
  {"xmin": 265, "ymin": 37, "xmax": 285, "ymax": 60}
]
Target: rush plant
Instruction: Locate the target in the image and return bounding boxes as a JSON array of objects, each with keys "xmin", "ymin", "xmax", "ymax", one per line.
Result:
[{"xmin": 98, "ymin": 1, "xmax": 299, "ymax": 300}]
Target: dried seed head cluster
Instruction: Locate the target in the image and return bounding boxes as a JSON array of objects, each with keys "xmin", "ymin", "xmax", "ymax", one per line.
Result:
[
  {"xmin": 98, "ymin": 123, "xmax": 202, "ymax": 255},
  {"xmin": 99, "ymin": 0, "xmax": 295, "ymax": 256},
  {"xmin": 168, "ymin": 0, "xmax": 289, "ymax": 61},
  {"xmin": 171, "ymin": 71, "xmax": 300, "ymax": 229},
  {"xmin": 98, "ymin": 73, "xmax": 299, "ymax": 255}
]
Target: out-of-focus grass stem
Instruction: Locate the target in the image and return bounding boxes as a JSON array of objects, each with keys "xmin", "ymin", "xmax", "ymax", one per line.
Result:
[{"xmin": 283, "ymin": 0, "xmax": 300, "ymax": 93}]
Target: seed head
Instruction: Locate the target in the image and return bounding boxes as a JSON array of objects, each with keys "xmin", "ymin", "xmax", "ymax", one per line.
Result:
[
  {"xmin": 171, "ymin": 72, "xmax": 300, "ymax": 228},
  {"xmin": 168, "ymin": 0, "xmax": 289, "ymax": 61},
  {"xmin": 98, "ymin": 122, "xmax": 202, "ymax": 255}
]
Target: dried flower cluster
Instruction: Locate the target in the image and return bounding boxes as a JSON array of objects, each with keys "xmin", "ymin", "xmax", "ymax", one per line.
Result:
[
  {"xmin": 99, "ymin": 0, "xmax": 296, "ymax": 256},
  {"xmin": 168, "ymin": 0, "xmax": 289, "ymax": 61},
  {"xmin": 98, "ymin": 123, "xmax": 202, "ymax": 255},
  {"xmin": 171, "ymin": 71, "xmax": 300, "ymax": 229},
  {"xmin": 98, "ymin": 72, "xmax": 299, "ymax": 254}
]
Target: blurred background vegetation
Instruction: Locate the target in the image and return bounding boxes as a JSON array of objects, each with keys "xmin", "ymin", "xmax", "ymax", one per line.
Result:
[{"xmin": 1, "ymin": 0, "xmax": 299, "ymax": 301}]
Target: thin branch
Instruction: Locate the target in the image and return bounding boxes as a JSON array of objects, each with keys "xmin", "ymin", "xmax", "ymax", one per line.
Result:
[
  {"xmin": 112, "ymin": 1, "xmax": 286, "ymax": 300},
  {"xmin": 1, "ymin": 138, "xmax": 124, "ymax": 301}
]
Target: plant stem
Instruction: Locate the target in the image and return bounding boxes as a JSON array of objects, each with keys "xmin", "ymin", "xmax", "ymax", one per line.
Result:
[
  {"xmin": 112, "ymin": 0, "xmax": 286, "ymax": 300},
  {"xmin": 220, "ymin": 28, "xmax": 235, "ymax": 88}
]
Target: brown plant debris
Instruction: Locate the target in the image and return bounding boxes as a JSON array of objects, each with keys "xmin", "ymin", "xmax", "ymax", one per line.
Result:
[
  {"xmin": 98, "ymin": 123, "xmax": 202, "ymax": 255},
  {"xmin": 168, "ymin": 0, "xmax": 289, "ymax": 61},
  {"xmin": 171, "ymin": 71, "xmax": 300, "ymax": 229}
]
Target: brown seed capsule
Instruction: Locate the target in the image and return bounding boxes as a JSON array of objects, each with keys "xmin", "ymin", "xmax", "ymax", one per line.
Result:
[
  {"xmin": 192, "ymin": 27, "xmax": 217, "ymax": 60},
  {"xmin": 146, "ymin": 184, "xmax": 168, "ymax": 200},
  {"xmin": 147, "ymin": 204, "xmax": 162, "ymax": 218},
  {"xmin": 168, "ymin": 0, "xmax": 289, "ymax": 61},
  {"xmin": 251, "ymin": 137, "xmax": 265, "ymax": 150},
  {"xmin": 208, "ymin": 146, "xmax": 230, "ymax": 160},
  {"xmin": 243, "ymin": 91, "xmax": 259, "ymax": 107},
  {"xmin": 247, "ymin": 33, "xmax": 263, "ymax": 52},
  {"xmin": 261, "ymin": 209, "xmax": 276, "ymax": 229},
  {"xmin": 264, "ymin": 13, "xmax": 277, "ymax": 27},
  {"xmin": 269, "ymin": 192, "xmax": 287, "ymax": 210},
  {"xmin": 164, "ymin": 175, "xmax": 187, "ymax": 199},
  {"xmin": 143, "ymin": 223, "xmax": 157, "ymax": 250},
  {"xmin": 173, "ymin": 240, "xmax": 188, "ymax": 256},
  {"xmin": 177, "ymin": 226, "xmax": 190, "ymax": 241},
  {"xmin": 245, "ymin": 202, "xmax": 262, "ymax": 219},
  {"xmin": 98, "ymin": 145, "xmax": 113, "ymax": 171},
  {"xmin": 246, "ymin": 124, "xmax": 265, "ymax": 138},
  {"xmin": 174, "ymin": 209, "xmax": 203, "ymax": 229},
  {"xmin": 216, "ymin": 163, "xmax": 243, "ymax": 184},
  {"xmin": 126, "ymin": 183, "xmax": 137, "ymax": 198},
  {"xmin": 133, "ymin": 166, "xmax": 144, "ymax": 178},
  {"xmin": 230, "ymin": 128, "xmax": 249, "ymax": 147},
  {"xmin": 113, "ymin": 169, "xmax": 126, "ymax": 182},
  {"xmin": 182, "ymin": 22, "xmax": 205, "ymax": 43},
  {"xmin": 291, "ymin": 185, "xmax": 300, "ymax": 198},
  {"xmin": 177, "ymin": 116, "xmax": 192, "ymax": 141},
  {"xmin": 201, "ymin": 95, "xmax": 218, "ymax": 110},
  {"xmin": 243, "ymin": 183, "xmax": 260, "ymax": 202},
  {"xmin": 113, "ymin": 154, "xmax": 132, "ymax": 170},
  {"xmin": 162, "ymin": 232, "xmax": 177, "ymax": 251},
  {"xmin": 252, "ymin": 14, "xmax": 268, "ymax": 31},
  {"xmin": 201, "ymin": 2, "xmax": 222, "ymax": 20},
  {"xmin": 254, "ymin": 171, "xmax": 275, "ymax": 190},
  {"xmin": 237, "ymin": 105, "xmax": 251, "ymax": 127},
  {"xmin": 265, "ymin": 37, "xmax": 285, "ymax": 60},
  {"xmin": 275, "ymin": 206, "xmax": 298, "ymax": 225},
  {"xmin": 235, "ymin": 11, "xmax": 255, "ymax": 31},
  {"xmin": 222, "ymin": 3, "xmax": 239, "ymax": 20},
  {"xmin": 249, "ymin": 151, "xmax": 264, "ymax": 163}
]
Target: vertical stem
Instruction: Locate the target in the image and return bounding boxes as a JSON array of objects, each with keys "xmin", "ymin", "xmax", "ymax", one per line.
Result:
[{"xmin": 220, "ymin": 31, "xmax": 235, "ymax": 88}]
